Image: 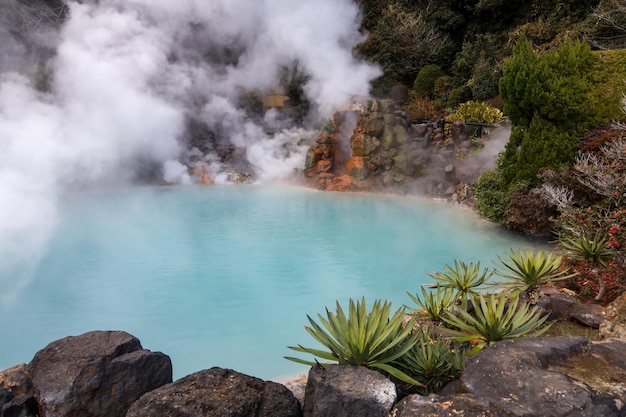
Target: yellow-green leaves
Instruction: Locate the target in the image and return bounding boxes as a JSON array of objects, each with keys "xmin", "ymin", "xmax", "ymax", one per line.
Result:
[
  {"xmin": 494, "ymin": 249, "xmax": 576, "ymax": 296},
  {"xmin": 442, "ymin": 292, "xmax": 552, "ymax": 356},
  {"xmin": 560, "ymin": 232, "xmax": 615, "ymax": 268},
  {"xmin": 285, "ymin": 297, "xmax": 423, "ymax": 386}
]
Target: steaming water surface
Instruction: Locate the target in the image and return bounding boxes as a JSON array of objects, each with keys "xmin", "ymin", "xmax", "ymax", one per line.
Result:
[{"xmin": 0, "ymin": 185, "xmax": 545, "ymax": 380}]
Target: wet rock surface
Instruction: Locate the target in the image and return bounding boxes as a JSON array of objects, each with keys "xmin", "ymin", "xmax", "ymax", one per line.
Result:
[{"xmin": 304, "ymin": 99, "xmax": 490, "ymax": 202}]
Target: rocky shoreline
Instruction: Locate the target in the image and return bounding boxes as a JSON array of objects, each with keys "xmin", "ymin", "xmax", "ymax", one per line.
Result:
[{"xmin": 2, "ymin": 290, "xmax": 625, "ymax": 417}]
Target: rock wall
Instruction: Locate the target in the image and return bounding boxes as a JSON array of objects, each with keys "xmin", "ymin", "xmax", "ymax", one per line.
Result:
[{"xmin": 304, "ymin": 99, "xmax": 486, "ymax": 203}]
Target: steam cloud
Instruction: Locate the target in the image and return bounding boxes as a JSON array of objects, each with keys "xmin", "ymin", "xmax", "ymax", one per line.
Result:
[{"xmin": 0, "ymin": 0, "xmax": 381, "ymax": 303}]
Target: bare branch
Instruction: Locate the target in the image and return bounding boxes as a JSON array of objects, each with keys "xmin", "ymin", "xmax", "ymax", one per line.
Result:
[
  {"xmin": 535, "ymin": 184, "xmax": 573, "ymax": 210},
  {"xmin": 1, "ymin": 0, "xmax": 67, "ymax": 39}
]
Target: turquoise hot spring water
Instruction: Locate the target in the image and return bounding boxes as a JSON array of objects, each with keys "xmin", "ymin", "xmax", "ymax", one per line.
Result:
[{"xmin": 0, "ymin": 184, "xmax": 546, "ymax": 380}]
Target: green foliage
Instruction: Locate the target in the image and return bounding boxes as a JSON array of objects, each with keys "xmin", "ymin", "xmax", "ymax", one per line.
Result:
[
  {"xmin": 407, "ymin": 286, "xmax": 455, "ymax": 323},
  {"xmin": 429, "ymin": 260, "xmax": 493, "ymax": 310},
  {"xmin": 413, "ymin": 64, "xmax": 445, "ymax": 98},
  {"xmin": 433, "ymin": 75, "xmax": 453, "ymax": 100},
  {"xmin": 500, "ymin": 118, "xmax": 578, "ymax": 188},
  {"xmin": 394, "ymin": 328, "xmax": 466, "ymax": 395},
  {"xmin": 442, "ymin": 292, "xmax": 552, "ymax": 355},
  {"xmin": 494, "ymin": 249, "xmax": 576, "ymax": 299},
  {"xmin": 498, "ymin": 35, "xmax": 625, "ymax": 188},
  {"xmin": 285, "ymin": 297, "xmax": 423, "ymax": 386},
  {"xmin": 446, "ymin": 101, "xmax": 504, "ymax": 125},
  {"xmin": 447, "ymin": 85, "xmax": 473, "ymax": 108},
  {"xmin": 470, "ymin": 57, "xmax": 501, "ymax": 101},
  {"xmin": 473, "ymin": 169, "xmax": 510, "ymax": 223},
  {"xmin": 560, "ymin": 232, "xmax": 616, "ymax": 268},
  {"xmin": 500, "ymin": 35, "xmax": 597, "ymax": 129},
  {"xmin": 452, "ymin": 34, "xmax": 505, "ymax": 101},
  {"xmin": 357, "ymin": 2, "xmax": 451, "ymax": 89}
]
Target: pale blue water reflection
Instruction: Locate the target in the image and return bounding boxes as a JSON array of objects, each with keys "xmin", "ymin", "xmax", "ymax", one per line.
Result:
[{"xmin": 0, "ymin": 185, "xmax": 546, "ymax": 380}]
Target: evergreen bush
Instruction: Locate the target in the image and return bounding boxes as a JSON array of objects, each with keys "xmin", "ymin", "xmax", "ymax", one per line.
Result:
[
  {"xmin": 498, "ymin": 35, "xmax": 624, "ymax": 188},
  {"xmin": 413, "ymin": 64, "xmax": 445, "ymax": 98},
  {"xmin": 473, "ymin": 170, "xmax": 510, "ymax": 223}
]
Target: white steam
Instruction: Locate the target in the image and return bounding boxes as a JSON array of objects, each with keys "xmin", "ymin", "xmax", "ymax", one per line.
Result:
[{"xmin": 0, "ymin": 0, "xmax": 380, "ymax": 304}]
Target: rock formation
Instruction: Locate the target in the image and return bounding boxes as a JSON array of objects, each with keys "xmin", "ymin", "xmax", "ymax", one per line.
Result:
[
  {"xmin": 304, "ymin": 99, "xmax": 489, "ymax": 202},
  {"xmin": 0, "ymin": 330, "xmax": 172, "ymax": 417}
]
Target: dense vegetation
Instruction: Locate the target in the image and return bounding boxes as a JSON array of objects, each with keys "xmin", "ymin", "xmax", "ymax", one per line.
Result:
[
  {"xmin": 355, "ymin": 0, "xmax": 616, "ymax": 97},
  {"xmin": 349, "ymin": 0, "xmax": 626, "ymax": 300}
]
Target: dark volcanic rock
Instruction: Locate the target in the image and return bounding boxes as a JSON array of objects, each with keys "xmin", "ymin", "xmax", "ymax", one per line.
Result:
[
  {"xmin": 1, "ymin": 394, "xmax": 40, "ymax": 417},
  {"xmin": 126, "ymin": 367, "xmax": 301, "ymax": 417},
  {"xmin": 303, "ymin": 364, "xmax": 396, "ymax": 417},
  {"xmin": 570, "ymin": 302, "xmax": 605, "ymax": 328},
  {"xmin": 393, "ymin": 393, "xmax": 510, "ymax": 417},
  {"xmin": 459, "ymin": 336, "xmax": 623, "ymax": 416},
  {"xmin": 27, "ymin": 330, "xmax": 172, "ymax": 417}
]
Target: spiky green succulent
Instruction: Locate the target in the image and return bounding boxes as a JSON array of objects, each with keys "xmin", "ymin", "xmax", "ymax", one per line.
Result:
[{"xmin": 285, "ymin": 297, "xmax": 423, "ymax": 386}]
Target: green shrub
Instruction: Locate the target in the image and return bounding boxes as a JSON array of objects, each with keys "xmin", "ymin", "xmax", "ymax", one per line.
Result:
[
  {"xmin": 498, "ymin": 35, "xmax": 625, "ymax": 188},
  {"xmin": 473, "ymin": 169, "xmax": 510, "ymax": 223},
  {"xmin": 470, "ymin": 57, "xmax": 501, "ymax": 101},
  {"xmin": 433, "ymin": 75, "xmax": 453, "ymax": 100},
  {"xmin": 413, "ymin": 64, "xmax": 445, "ymax": 98},
  {"xmin": 499, "ymin": 118, "xmax": 578, "ymax": 188},
  {"xmin": 447, "ymin": 85, "xmax": 473, "ymax": 108}
]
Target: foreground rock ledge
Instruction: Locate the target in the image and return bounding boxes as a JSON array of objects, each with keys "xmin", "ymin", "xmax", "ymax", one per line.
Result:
[
  {"xmin": 126, "ymin": 367, "xmax": 301, "ymax": 417},
  {"xmin": 3, "ymin": 329, "xmax": 626, "ymax": 417}
]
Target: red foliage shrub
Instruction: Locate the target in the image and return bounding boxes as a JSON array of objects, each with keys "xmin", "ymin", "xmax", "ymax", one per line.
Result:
[
  {"xmin": 577, "ymin": 124, "xmax": 626, "ymax": 153},
  {"xmin": 561, "ymin": 258, "xmax": 626, "ymax": 305},
  {"xmin": 504, "ymin": 190, "xmax": 557, "ymax": 237}
]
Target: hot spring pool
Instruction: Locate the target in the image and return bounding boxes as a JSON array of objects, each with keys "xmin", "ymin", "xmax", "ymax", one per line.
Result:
[{"xmin": 0, "ymin": 185, "xmax": 545, "ymax": 380}]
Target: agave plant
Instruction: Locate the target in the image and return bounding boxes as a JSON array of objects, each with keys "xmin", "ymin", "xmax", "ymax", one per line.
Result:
[
  {"xmin": 429, "ymin": 260, "xmax": 493, "ymax": 310},
  {"xmin": 407, "ymin": 285, "xmax": 455, "ymax": 324},
  {"xmin": 560, "ymin": 232, "xmax": 615, "ymax": 268},
  {"xmin": 394, "ymin": 327, "xmax": 467, "ymax": 395},
  {"xmin": 285, "ymin": 297, "xmax": 423, "ymax": 386},
  {"xmin": 441, "ymin": 292, "xmax": 552, "ymax": 355},
  {"xmin": 494, "ymin": 249, "xmax": 576, "ymax": 303},
  {"xmin": 560, "ymin": 231, "xmax": 616, "ymax": 301}
]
